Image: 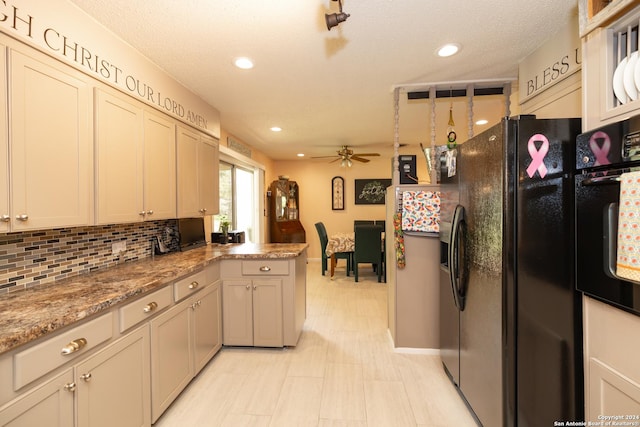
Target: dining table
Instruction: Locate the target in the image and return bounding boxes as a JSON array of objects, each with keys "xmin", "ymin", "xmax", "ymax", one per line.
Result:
[{"xmin": 325, "ymin": 232, "xmax": 355, "ymax": 278}]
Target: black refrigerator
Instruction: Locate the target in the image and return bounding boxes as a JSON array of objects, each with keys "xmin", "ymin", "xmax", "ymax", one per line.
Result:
[{"xmin": 439, "ymin": 115, "xmax": 583, "ymax": 426}]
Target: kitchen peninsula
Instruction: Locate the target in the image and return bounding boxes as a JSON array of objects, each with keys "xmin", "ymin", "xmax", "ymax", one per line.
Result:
[{"xmin": 0, "ymin": 242, "xmax": 307, "ymax": 425}]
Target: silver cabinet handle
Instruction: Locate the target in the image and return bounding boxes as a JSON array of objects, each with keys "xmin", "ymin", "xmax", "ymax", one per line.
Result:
[
  {"xmin": 143, "ymin": 301, "xmax": 158, "ymax": 313},
  {"xmin": 61, "ymin": 338, "xmax": 87, "ymax": 355},
  {"xmin": 146, "ymin": 210, "xmax": 153, "ymax": 215},
  {"xmin": 188, "ymin": 281, "xmax": 199, "ymax": 290},
  {"xmin": 64, "ymin": 382, "xmax": 77, "ymax": 392},
  {"xmin": 259, "ymin": 266, "xmax": 271, "ymax": 272},
  {"xmin": 0, "ymin": 215, "xmax": 9, "ymax": 222},
  {"xmin": 139, "ymin": 211, "xmax": 146, "ymax": 216},
  {"xmin": 253, "ymin": 285, "xmax": 257, "ymax": 290},
  {"xmin": 80, "ymin": 373, "xmax": 92, "ymax": 382},
  {"xmin": 15, "ymin": 214, "xmax": 28, "ymax": 221},
  {"xmin": 202, "ymin": 208, "xmax": 207, "ymax": 213},
  {"xmin": 245, "ymin": 284, "xmax": 250, "ymax": 290}
]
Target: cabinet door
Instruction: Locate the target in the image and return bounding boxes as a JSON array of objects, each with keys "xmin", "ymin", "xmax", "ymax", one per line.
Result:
[
  {"xmin": 149, "ymin": 300, "xmax": 192, "ymax": 423},
  {"xmin": 192, "ymin": 281, "xmax": 222, "ymax": 374},
  {"xmin": 176, "ymin": 125, "xmax": 200, "ymax": 218},
  {"xmin": 95, "ymin": 89, "xmax": 144, "ymax": 224},
  {"xmin": 143, "ymin": 112, "xmax": 176, "ymax": 220},
  {"xmin": 76, "ymin": 326, "xmax": 150, "ymax": 427},
  {"xmin": 222, "ymin": 280, "xmax": 254, "ymax": 346},
  {"xmin": 9, "ymin": 48, "xmax": 92, "ymax": 231},
  {"xmin": 0, "ymin": 41, "xmax": 8, "ymax": 233},
  {"xmin": 199, "ymin": 135, "xmax": 219, "ymax": 216},
  {"xmin": 588, "ymin": 357, "xmax": 640, "ymax": 422},
  {"xmin": 0, "ymin": 369, "xmax": 74, "ymax": 427},
  {"xmin": 252, "ymin": 279, "xmax": 283, "ymax": 347}
]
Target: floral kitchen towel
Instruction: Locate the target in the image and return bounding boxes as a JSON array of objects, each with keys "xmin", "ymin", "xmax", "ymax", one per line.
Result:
[
  {"xmin": 401, "ymin": 190, "xmax": 441, "ymax": 233},
  {"xmin": 617, "ymin": 171, "xmax": 640, "ymax": 283}
]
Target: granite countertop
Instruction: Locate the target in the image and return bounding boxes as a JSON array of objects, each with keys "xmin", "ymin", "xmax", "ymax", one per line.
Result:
[{"xmin": 0, "ymin": 242, "xmax": 308, "ymax": 355}]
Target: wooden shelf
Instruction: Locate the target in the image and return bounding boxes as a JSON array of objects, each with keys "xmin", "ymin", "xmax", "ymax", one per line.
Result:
[{"xmin": 579, "ymin": 0, "xmax": 640, "ymax": 36}]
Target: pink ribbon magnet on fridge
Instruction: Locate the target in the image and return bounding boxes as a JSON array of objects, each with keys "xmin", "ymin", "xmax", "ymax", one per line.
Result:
[
  {"xmin": 526, "ymin": 134, "xmax": 550, "ymax": 178},
  {"xmin": 589, "ymin": 131, "xmax": 611, "ymax": 166}
]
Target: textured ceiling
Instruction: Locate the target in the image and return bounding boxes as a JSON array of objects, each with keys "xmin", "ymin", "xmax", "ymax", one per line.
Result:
[{"xmin": 68, "ymin": 0, "xmax": 579, "ymax": 160}]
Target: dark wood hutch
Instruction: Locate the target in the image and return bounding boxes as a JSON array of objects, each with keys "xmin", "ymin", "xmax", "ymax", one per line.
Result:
[{"xmin": 268, "ymin": 177, "xmax": 306, "ymax": 243}]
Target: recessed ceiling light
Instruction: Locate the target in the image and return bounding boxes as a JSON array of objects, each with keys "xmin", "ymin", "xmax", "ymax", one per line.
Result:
[
  {"xmin": 437, "ymin": 43, "xmax": 460, "ymax": 57},
  {"xmin": 475, "ymin": 119, "xmax": 489, "ymax": 125},
  {"xmin": 297, "ymin": 153, "xmax": 305, "ymax": 157},
  {"xmin": 270, "ymin": 126, "xmax": 282, "ymax": 132},
  {"xmin": 234, "ymin": 57, "xmax": 254, "ymax": 69}
]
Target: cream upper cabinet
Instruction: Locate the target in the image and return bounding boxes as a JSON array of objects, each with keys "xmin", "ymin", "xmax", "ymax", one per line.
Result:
[
  {"xmin": 96, "ymin": 89, "xmax": 177, "ymax": 224},
  {"xmin": 8, "ymin": 46, "xmax": 92, "ymax": 232},
  {"xmin": 95, "ymin": 89, "xmax": 144, "ymax": 224},
  {"xmin": 143, "ymin": 112, "xmax": 176, "ymax": 220},
  {"xmin": 177, "ymin": 125, "xmax": 219, "ymax": 218},
  {"xmin": 0, "ymin": 41, "xmax": 8, "ymax": 233}
]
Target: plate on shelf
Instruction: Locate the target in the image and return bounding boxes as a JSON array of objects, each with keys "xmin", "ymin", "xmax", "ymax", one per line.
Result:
[
  {"xmin": 613, "ymin": 56, "xmax": 629, "ymax": 104},
  {"xmin": 625, "ymin": 51, "xmax": 639, "ymax": 101}
]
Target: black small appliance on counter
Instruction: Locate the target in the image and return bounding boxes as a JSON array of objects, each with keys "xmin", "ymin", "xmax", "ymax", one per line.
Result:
[{"xmin": 212, "ymin": 230, "xmax": 245, "ymax": 244}]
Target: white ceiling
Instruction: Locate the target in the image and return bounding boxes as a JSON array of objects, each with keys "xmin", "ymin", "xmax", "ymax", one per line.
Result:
[{"xmin": 68, "ymin": 0, "xmax": 579, "ymax": 161}]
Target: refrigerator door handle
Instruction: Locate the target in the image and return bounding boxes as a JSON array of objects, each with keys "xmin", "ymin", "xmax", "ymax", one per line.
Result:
[{"xmin": 449, "ymin": 205, "xmax": 466, "ymax": 310}]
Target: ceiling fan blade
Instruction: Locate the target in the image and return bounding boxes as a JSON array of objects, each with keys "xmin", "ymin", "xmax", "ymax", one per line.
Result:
[
  {"xmin": 350, "ymin": 156, "xmax": 371, "ymax": 163},
  {"xmin": 311, "ymin": 155, "xmax": 340, "ymax": 159},
  {"xmin": 329, "ymin": 157, "xmax": 341, "ymax": 163},
  {"xmin": 351, "ymin": 153, "xmax": 380, "ymax": 157}
]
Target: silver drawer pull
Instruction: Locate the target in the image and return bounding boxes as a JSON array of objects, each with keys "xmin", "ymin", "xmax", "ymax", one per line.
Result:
[
  {"xmin": 80, "ymin": 373, "xmax": 92, "ymax": 382},
  {"xmin": 61, "ymin": 338, "xmax": 87, "ymax": 355},
  {"xmin": 16, "ymin": 214, "xmax": 28, "ymax": 221},
  {"xmin": 143, "ymin": 301, "xmax": 158, "ymax": 313},
  {"xmin": 64, "ymin": 382, "xmax": 76, "ymax": 392},
  {"xmin": 0, "ymin": 214, "xmax": 9, "ymax": 222},
  {"xmin": 259, "ymin": 266, "xmax": 271, "ymax": 272},
  {"xmin": 188, "ymin": 281, "xmax": 199, "ymax": 289}
]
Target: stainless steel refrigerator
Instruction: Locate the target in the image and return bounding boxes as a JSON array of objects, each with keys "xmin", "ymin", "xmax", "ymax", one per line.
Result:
[{"xmin": 439, "ymin": 116, "xmax": 583, "ymax": 426}]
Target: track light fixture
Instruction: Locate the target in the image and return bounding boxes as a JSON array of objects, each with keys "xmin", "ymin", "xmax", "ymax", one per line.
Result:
[{"xmin": 325, "ymin": 0, "xmax": 350, "ymax": 31}]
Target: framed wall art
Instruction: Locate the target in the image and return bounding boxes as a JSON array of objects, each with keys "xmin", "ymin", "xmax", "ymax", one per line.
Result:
[
  {"xmin": 332, "ymin": 176, "xmax": 345, "ymax": 210},
  {"xmin": 354, "ymin": 179, "xmax": 391, "ymax": 205}
]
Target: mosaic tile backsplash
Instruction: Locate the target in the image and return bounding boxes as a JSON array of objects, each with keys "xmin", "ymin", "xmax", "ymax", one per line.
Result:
[{"xmin": 0, "ymin": 220, "xmax": 179, "ymax": 293}]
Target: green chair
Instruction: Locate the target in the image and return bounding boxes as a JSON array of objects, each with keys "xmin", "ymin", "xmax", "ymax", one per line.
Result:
[
  {"xmin": 315, "ymin": 222, "xmax": 352, "ymax": 276},
  {"xmin": 353, "ymin": 224, "xmax": 384, "ymax": 282}
]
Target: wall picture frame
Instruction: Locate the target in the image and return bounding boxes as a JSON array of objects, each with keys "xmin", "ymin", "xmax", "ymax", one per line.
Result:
[
  {"xmin": 354, "ymin": 179, "xmax": 391, "ymax": 205},
  {"xmin": 332, "ymin": 176, "xmax": 345, "ymax": 210}
]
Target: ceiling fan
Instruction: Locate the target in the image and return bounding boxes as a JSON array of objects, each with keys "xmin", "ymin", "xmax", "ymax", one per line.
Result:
[{"xmin": 312, "ymin": 145, "xmax": 380, "ymax": 167}]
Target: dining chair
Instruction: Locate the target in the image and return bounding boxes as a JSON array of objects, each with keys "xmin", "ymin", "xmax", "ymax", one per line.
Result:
[
  {"xmin": 353, "ymin": 224, "xmax": 384, "ymax": 282},
  {"xmin": 315, "ymin": 222, "xmax": 352, "ymax": 276},
  {"xmin": 353, "ymin": 220, "xmax": 374, "ymax": 231}
]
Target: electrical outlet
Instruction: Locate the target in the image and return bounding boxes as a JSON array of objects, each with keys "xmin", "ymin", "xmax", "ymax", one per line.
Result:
[{"xmin": 112, "ymin": 241, "xmax": 127, "ymax": 255}]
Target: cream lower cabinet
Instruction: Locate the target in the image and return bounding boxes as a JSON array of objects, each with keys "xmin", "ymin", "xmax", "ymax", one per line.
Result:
[
  {"xmin": 0, "ymin": 326, "xmax": 149, "ymax": 427},
  {"xmin": 0, "ymin": 369, "xmax": 74, "ymax": 427},
  {"xmin": 221, "ymin": 255, "xmax": 307, "ymax": 348},
  {"xmin": 584, "ymin": 297, "xmax": 640, "ymax": 422},
  {"xmin": 75, "ymin": 326, "xmax": 150, "ymax": 427},
  {"xmin": 222, "ymin": 279, "xmax": 283, "ymax": 347},
  {"xmin": 150, "ymin": 279, "xmax": 221, "ymax": 423}
]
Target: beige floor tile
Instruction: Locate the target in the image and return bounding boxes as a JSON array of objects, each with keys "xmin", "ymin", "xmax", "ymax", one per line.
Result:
[
  {"xmin": 363, "ymin": 380, "xmax": 416, "ymax": 427},
  {"xmin": 320, "ymin": 362, "xmax": 367, "ymax": 421},
  {"xmin": 269, "ymin": 376, "xmax": 323, "ymax": 426}
]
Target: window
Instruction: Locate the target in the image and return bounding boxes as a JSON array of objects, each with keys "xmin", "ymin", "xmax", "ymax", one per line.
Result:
[{"xmin": 213, "ymin": 154, "xmax": 263, "ymax": 243}]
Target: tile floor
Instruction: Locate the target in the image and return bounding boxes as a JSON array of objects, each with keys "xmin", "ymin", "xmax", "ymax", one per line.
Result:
[{"xmin": 155, "ymin": 260, "xmax": 478, "ymax": 427}]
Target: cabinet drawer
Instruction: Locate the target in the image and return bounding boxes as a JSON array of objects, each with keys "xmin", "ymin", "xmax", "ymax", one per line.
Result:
[
  {"xmin": 119, "ymin": 286, "xmax": 172, "ymax": 332},
  {"xmin": 174, "ymin": 269, "xmax": 207, "ymax": 301},
  {"xmin": 241, "ymin": 260, "xmax": 289, "ymax": 276},
  {"xmin": 13, "ymin": 313, "xmax": 113, "ymax": 390}
]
